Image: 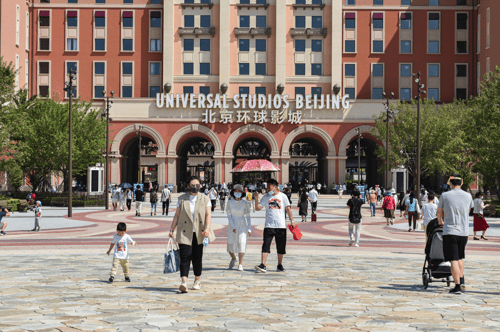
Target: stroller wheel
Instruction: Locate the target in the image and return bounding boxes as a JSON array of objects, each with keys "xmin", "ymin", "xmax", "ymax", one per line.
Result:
[
  {"xmin": 422, "ymin": 273, "xmax": 429, "ymax": 289},
  {"xmin": 446, "ymin": 276, "xmax": 451, "ymax": 287}
]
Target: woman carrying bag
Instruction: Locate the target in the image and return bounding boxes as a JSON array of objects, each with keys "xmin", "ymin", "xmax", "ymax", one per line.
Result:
[
  {"xmin": 226, "ymin": 184, "xmax": 252, "ymax": 271},
  {"xmin": 298, "ymin": 187, "xmax": 309, "ymax": 222},
  {"xmin": 169, "ymin": 176, "xmax": 216, "ymax": 293}
]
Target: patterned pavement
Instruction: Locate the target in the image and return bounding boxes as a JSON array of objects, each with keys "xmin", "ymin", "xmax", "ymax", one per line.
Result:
[{"xmin": 1, "ymin": 195, "xmax": 500, "ymax": 331}]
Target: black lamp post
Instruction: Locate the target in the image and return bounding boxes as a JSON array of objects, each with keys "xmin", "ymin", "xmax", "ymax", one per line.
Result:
[
  {"xmin": 102, "ymin": 90, "xmax": 114, "ymax": 210},
  {"xmin": 164, "ymin": 83, "xmax": 171, "ymax": 94},
  {"xmin": 137, "ymin": 125, "xmax": 144, "ymax": 183},
  {"xmin": 382, "ymin": 91, "xmax": 394, "ymax": 190},
  {"xmin": 412, "ymin": 72, "xmax": 426, "ymax": 201},
  {"xmin": 277, "ymin": 83, "xmax": 285, "ymax": 95},
  {"xmin": 64, "ymin": 69, "xmax": 77, "ymax": 217},
  {"xmin": 356, "ymin": 128, "xmax": 362, "ymax": 185},
  {"xmin": 333, "ymin": 84, "xmax": 341, "ymax": 96}
]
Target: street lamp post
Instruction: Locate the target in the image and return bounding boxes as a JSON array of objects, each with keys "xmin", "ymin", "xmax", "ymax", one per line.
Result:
[
  {"xmin": 412, "ymin": 72, "xmax": 426, "ymax": 201},
  {"xmin": 64, "ymin": 69, "xmax": 77, "ymax": 217},
  {"xmin": 356, "ymin": 128, "xmax": 362, "ymax": 185},
  {"xmin": 102, "ymin": 90, "xmax": 114, "ymax": 210},
  {"xmin": 382, "ymin": 92, "xmax": 394, "ymax": 190}
]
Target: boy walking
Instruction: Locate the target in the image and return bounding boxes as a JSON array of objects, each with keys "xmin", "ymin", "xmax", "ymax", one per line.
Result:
[
  {"xmin": 107, "ymin": 222, "xmax": 137, "ymax": 283},
  {"xmin": 32, "ymin": 201, "xmax": 42, "ymax": 232},
  {"xmin": 347, "ymin": 190, "xmax": 364, "ymax": 247},
  {"xmin": 253, "ymin": 179, "xmax": 295, "ymax": 273}
]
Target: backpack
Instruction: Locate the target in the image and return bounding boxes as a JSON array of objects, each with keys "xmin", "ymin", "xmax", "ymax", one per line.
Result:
[{"xmin": 349, "ymin": 198, "xmax": 362, "ymax": 224}]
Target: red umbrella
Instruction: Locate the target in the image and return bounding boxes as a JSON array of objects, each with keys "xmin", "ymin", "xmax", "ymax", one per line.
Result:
[{"xmin": 230, "ymin": 159, "xmax": 280, "ymax": 173}]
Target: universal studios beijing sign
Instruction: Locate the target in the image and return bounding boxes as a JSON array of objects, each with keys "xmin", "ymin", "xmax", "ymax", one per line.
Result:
[{"xmin": 156, "ymin": 93, "xmax": 350, "ymax": 125}]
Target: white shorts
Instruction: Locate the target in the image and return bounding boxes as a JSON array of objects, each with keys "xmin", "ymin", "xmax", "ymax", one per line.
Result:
[{"xmin": 112, "ymin": 198, "xmax": 119, "ymax": 204}]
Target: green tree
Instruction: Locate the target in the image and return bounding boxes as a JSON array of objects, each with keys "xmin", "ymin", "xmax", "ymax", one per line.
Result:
[
  {"xmin": 468, "ymin": 66, "xmax": 500, "ymax": 196},
  {"xmin": 371, "ymin": 98, "xmax": 473, "ymax": 190},
  {"xmin": 0, "ymin": 56, "xmax": 16, "ymax": 107},
  {"xmin": 0, "ymin": 94, "xmax": 106, "ymax": 192}
]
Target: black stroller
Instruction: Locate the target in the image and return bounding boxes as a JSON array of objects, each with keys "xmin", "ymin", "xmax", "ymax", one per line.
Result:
[{"xmin": 422, "ymin": 218, "xmax": 452, "ymax": 289}]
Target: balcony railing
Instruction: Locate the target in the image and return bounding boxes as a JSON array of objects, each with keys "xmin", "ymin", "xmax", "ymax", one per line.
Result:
[
  {"xmin": 292, "ymin": 0, "xmax": 325, "ymax": 9},
  {"xmin": 178, "ymin": 27, "xmax": 216, "ymax": 36},
  {"xmin": 236, "ymin": 0, "xmax": 269, "ymax": 9},
  {"xmin": 181, "ymin": 0, "xmax": 214, "ymax": 9},
  {"xmin": 234, "ymin": 27, "xmax": 271, "ymax": 37},
  {"xmin": 291, "ymin": 28, "xmax": 327, "ymax": 38}
]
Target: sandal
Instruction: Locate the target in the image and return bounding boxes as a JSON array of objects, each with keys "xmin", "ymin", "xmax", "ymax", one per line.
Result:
[
  {"xmin": 481, "ymin": 236, "xmax": 488, "ymax": 240},
  {"xmin": 473, "ymin": 237, "xmax": 479, "ymax": 240}
]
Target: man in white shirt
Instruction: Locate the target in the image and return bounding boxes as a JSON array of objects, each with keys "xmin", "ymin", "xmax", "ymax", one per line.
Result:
[
  {"xmin": 112, "ymin": 185, "xmax": 121, "ymax": 211},
  {"xmin": 253, "ymin": 179, "xmax": 295, "ymax": 273},
  {"xmin": 208, "ymin": 187, "xmax": 218, "ymax": 212},
  {"xmin": 421, "ymin": 193, "xmax": 438, "ymax": 240},
  {"xmin": 308, "ymin": 186, "xmax": 319, "ymax": 215},
  {"xmin": 161, "ymin": 185, "xmax": 171, "ymax": 216}
]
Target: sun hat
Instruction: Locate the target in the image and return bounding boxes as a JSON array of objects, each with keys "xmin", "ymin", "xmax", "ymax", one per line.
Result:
[{"xmin": 233, "ymin": 184, "xmax": 244, "ymax": 192}]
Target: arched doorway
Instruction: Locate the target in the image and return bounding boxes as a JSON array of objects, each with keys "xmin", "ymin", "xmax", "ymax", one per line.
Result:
[
  {"xmin": 121, "ymin": 136, "xmax": 158, "ymax": 186},
  {"xmin": 177, "ymin": 138, "xmax": 215, "ymax": 190},
  {"xmin": 288, "ymin": 138, "xmax": 326, "ymax": 191},
  {"xmin": 345, "ymin": 138, "xmax": 380, "ymax": 188},
  {"xmin": 232, "ymin": 138, "xmax": 271, "ymax": 184}
]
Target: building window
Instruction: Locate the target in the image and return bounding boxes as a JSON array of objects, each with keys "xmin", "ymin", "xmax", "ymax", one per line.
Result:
[
  {"xmin": 121, "ymin": 62, "xmax": 133, "ymax": 98},
  {"xmin": 373, "ymin": 41, "xmax": 383, "ymax": 53},
  {"xmin": 428, "ymin": 89, "xmax": 439, "ymax": 101},
  {"xmin": 38, "ymin": 61, "xmax": 50, "ymax": 97},
  {"xmin": 256, "ymin": 63, "xmax": 266, "ymax": 75},
  {"xmin": 346, "ymin": 0, "xmax": 355, "ymax": 4},
  {"xmin": 401, "ymin": 64, "xmax": 411, "ymax": 77},
  {"xmin": 16, "ymin": 6, "xmax": 20, "ymax": 46},
  {"xmin": 456, "ymin": 41, "xmax": 467, "ymax": 54},
  {"xmin": 184, "ymin": 15, "xmax": 194, "ymax": 27},
  {"xmin": 26, "ymin": 12, "xmax": 30, "ymax": 50},
  {"xmin": 372, "ymin": 88, "xmax": 383, "ymax": 99},
  {"xmin": 312, "ymin": 39, "xmax": 322, "ymax": 52},
  {"xmin": 401, "ymin": 41, "xmax": 411, "ymax": 53},
  {"xmin": 200, "ymin": 86, "xmax": 210, "ymax": 96},
  {"xmin": 200, "ymin": 15, "xmax": 210, "ymax": 28},
  {"xmin": 95, "ymin": 39, "xmax": 105, "ymax": 51},
  {"xmin": 94, "ymin": 62, "xmax": 105, "ymax": 98},
  {"xmin": 401, "ymin": 14, "xmax": 411, "ymax": 29},
  {"xmin": 374, "ymin": 0, "xmax": 383, "ymax": 4},
  {"xmin": 311, "ymin": 87, "xmax": 321, "ymax": 97},
  {"xmin": 400, "ymin": 89, "xmax": 411, "ymax": 101},
  {"xmin": 123, "ymin": 39, "xmax": 133, "ymax": 51},
  {"xmin": 429, "ymin": 0, "xmax": 438, "ymax": 5},
  {"xmin": 200, "ymin": 39, "xmax": 210, "ymax": 51},
  {"xmin": 487, "ymin": 8, "xmax": 490, "ymax": 48},
  {"xmin": 256, "ymin": 39, "xmax": 266, "ymax": 52},
  {"xmin": 150, "ymin": 86, "xmax": 160, "ymax": 97},
  {"xmin": 68, "ymin": 39, "xmax": 77, "ymax": 51},
  {"xmin": 151, "ymin": 39, "xmax": 161, "ymax": 52},
  {"xmin": 151, "ymin": 0, "xmax": 162, "ymax": 3},
  {"xmin": 96, "ymin": 0, "xmax": 105, "ymax": 3},
  {"xmin": 184, "ymin": 63, "xmax": 194, "ymax": 75},
  {"xmin": 94, "ymin": 11, "xmax": 106, "ymax": 52},
  {"xmin": 311, "ymin": 64, "xmax": 322, "ymax": 76},
  {"xmin": 150, "ymin": 11, "xmax": 162, "ymax": 52},
  {"xmin": 239, "ymin": 63, "xmax": 249, "ymax": 75},
  {"xmin": 457, "ymin": 13, "xmax": 467, "ymax": 29},
  {"xmin": 38, "ymin": 11, "xmax": 51, "ymax": 51},
  {"xmin": 296, "ymin": 16, "xmax": 305, "ymax": 28},
  {"xmin": 456, "ymin": 64, "xmax": 467, "ymax": 77},
  {"xmin": 345, "ymin": 41, "xmax": 355, "ymax": 53},
  {"xmin": 240, "ymin": 15, "xmax": 249, "ymax": 28},
  {"xmin": 457, "ymin": 0, "xmax": 466, "ymax": 5},
  {"xmin": 183, "ymin": 86, "xmax": 193, "ymax": 94},
  {"xmin": 69, "ymin": 0, "xmax": 78, "ymax": 3},
  {"xmin": 256, "ymin": 87, "xmax": 266, "ymax": 95},
  {"xmin": 95, "ymin": 17, "xmax": 105, "ymax": 27},
  {"xmin": 373, "ymin": 64, "xmax": 383, "ymax": 77},
  {"xmin": 123, "ymin": 17, "xmax": 133, "ymax": 28},
  {"xmin": 256, "ymin": 16, "xmax": 266, "ymax": 28},
  {"xmin": 122, "ymin": 86, "xmax": 132, "ymax": 97},
  {"xmin": 401, "ymin": 0, "xmax": 411, "ymax": 4},
  {"xmin": 429, "ymin": 64, "xmax": 439, "ymax": 77},
  {"xmin": 65, "ymin": 11, "xmax": 79, "ymax": 52},
  {"xmin": 345, "ymin": 88, "xmax": 355, "ymax": 98},
  {"xmin": 239, "ymin": 87, "xmax": 249, "ymax": 95},
  {"xmin": 429, "ymin": 13, "xmax": 439, "ymax": 29},
  {"xmin": 345, "ymin": 17, "xmax": 355, "ymax": 29},
  {"xmin": 200, "ymin": 63, "xmax": 211, "ymax": 75},
  {"xmin": 184, "ymin": 39, "xmax": 194, "ymax": 51},
  {"xmin": 295, "ymin": 39, "xmax": 305, "ymax": 52},
  {"xmin": 312, "ymin": 16, "xmax": 322, "ymax": 29},
  {"xmin": 295, "ymin": 87, "xmax": 305, "ymax": 97},
  {"xmin": 345, "ymin": 64, "xmax": 355, "ymax": 77},
  {"xmin": 428, "ymin": 41, "xmax": 439, "ymax": 53},
  {"xmin": 373, "ymin": 17, "xmax": 383, "ymax": 29},
  {"xmin": 124, "ymin": 0, "xmax": 133, "ymax": 3},
  {"xmin": 239, "ymin": 39, "xmax": 249, "ymax": 52},
  {"xmin": 295, "ymin": 63, "xmax": 305, "ymax": 75}
]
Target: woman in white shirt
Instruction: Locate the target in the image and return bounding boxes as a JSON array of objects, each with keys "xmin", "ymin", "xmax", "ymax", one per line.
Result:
[
  {"xmin": 473, "ymin": 191, "xmax": 490, "ymax": 240},
  {"xmin": 226, "ymin": 184, "xmax": 252, "ymax": 271}
]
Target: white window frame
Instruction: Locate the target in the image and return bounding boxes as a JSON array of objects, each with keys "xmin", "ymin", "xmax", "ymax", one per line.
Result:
[
  {"xmin": 149, "ymin": 10, "xmax": 162, "ymax": 53},
  {"xmin": 370, "ymin": 63, "xmax": 385, "ymax": 99},
  {"xmin": 148, "ymin": 61, "xmax": 162, "ymax": 98},
  {"xmin": 477, "ymin": 13, "xmax": 480, "ymax": 54},
  {"xmin": 399, "ymin": 11, "xmax": 413, "ymax": 54},
  {"xmin": 477, "ymin": 62, "xmax": 480, "ymax": 94},
  {"xmin": 454, "ymin": 63, "xmax": 468, "ymax": 100},
  {"xmin": 455, "ymin": 12, "xmax": 468, "ymax": 55},
  {"xmin": 26, "ymin": 12, "xmax": 30, "ymax": 51},
  {"xmin": 121, "ymin": 10, "xmax": 135, "ymax": 53},
  {"xmin": 427, "ymin": 63, "xmax": 441, "ymax": 102},
  {"xmin": 15, "ymin": 55, "xmax": 19, "ymax": 89},
  {"xmin": 65, "ymin": 9, "xmax": 80, "ymax": 52},
  {"xmin": 93, "ymin": 10, "xmax": 107, "ymax": 53},
  {"xmin": 343, "ymin": 62, "xmax": 357, "ymax": 99},
  {"xmin": 399, "ymin": 63, "xmax": 413, "ymax": 101},
  {"xmin": 371, "ymin": 12, "xmax": 385, "ymax": 54},
  {"xmin": 120, "ymin": 61, "xmax": 135, "ymax": 98},
  {"xmin": 16, "ymin": 5, "xmax": 20, "ymax": 46},
  {"xmin": 37, "ymin": 60, "xmax": 51, "ymax": 97},
  {"xmin": 38, "ymin": 9, "xmax": 52, "ymax": 52},
  {"xmin": 25, "ymin": 59, "xmax": 29, "ymax": 89},
  {"xmin": 343, "ymin": 12, "xmax": 357, "ymax": 54},
  {"xmin": 427, "ymin": 11, "xmax": 441, "ymax": 55},
  {"xmin": 93, "ymin": 61, "xmax": 107, "ymax": 99},
  {"xmin": 486, "ymin": 8, "xmax": 490, "ymax": 49}
]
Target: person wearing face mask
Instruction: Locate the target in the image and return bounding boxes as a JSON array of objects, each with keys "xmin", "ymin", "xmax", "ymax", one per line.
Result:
[
  {"xmin": 169, "ymin": 176, "xmax": 216, "ymax": 293},
  {"xmin": 254, "ymin": 178, "xmax": 295, "ymax": 273},
  {"xmin": 226, "ymin": 184, "xmax": 252, "ymax": 271}
]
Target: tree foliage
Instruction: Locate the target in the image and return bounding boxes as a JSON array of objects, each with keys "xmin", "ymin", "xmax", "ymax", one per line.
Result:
[{"xmin": 371, "ymin": 98, "xmax": 474, "ymax": 190}]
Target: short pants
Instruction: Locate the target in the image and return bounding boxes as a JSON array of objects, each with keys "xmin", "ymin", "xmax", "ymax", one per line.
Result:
[
  {"xmin": 262, "ymin": 228, "xmax": 287, "ymax": 255},
  {"xmin": 443, "ymin": 235, "xmax": 468, "ymax": 261}
]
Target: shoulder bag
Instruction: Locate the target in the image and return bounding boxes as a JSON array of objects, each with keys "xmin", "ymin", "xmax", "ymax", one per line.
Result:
[{"xmin": 164, "ymin": 238, "xmax": 180, "ymax": 274}]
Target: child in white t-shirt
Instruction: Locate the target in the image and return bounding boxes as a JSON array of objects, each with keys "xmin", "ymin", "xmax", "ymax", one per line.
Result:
[
  {"xmin": 32, "ymin": 201, "xmax": 42, "ymax": 232},
  {"xmin": 106, "ymin": 222, "xmax": 136, "ymax": 283}
]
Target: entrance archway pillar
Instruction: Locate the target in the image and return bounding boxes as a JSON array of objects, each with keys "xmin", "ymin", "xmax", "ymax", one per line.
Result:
[
  {"xmin": 338, "ymin": 157, "xmax": 348, "ymax": 184},
  {"xmin": 223, "ymin": 156, "xmax": 232, "ymax": 184},
  {"xmin": 213, "ymin": 156, "xmax": 223, "ymax": 184},
  {"xmin": 111, "ymin": 156, "xmax": 122, "ymax": 184},
  {"xmin": 271, "ymin": 157, "xmax": 280, "ymax": 181},
  {"xmin": 167, "ymin": 154, "xmax": 177, "ymax": 192},
  {"xmin": 280, "ymin": 157, "xmax": 290, "ymax": 185},
  {"xmin": 326, "ymin": 156, "xmax": 337, "ymax": 191}
]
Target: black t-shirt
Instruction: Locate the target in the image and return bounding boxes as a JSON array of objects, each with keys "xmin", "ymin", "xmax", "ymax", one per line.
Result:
[
  {"xmin": 347, "ymin": 197, "xmax": 364, "ymax": 223},
  {"xmin": 135, "ymin": 190, "xmax": 144, "ymax": 202},
  {"xmin": 0, "ymin": 211, "xmax": 6, "ymax": 222}
]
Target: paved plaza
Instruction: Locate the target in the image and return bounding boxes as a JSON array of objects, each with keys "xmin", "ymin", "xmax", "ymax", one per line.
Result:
[{"xmin": 1, "ymin": 195, "xmax": 500, "ymax": 331}]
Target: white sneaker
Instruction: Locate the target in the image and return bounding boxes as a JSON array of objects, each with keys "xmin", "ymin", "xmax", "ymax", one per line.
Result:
[
  {"xmin": 354, "ymin": 243, "xmax": 359, "ymax": 247},
  {"xmin": 348, "ymin": 240, "xmax": 353, "ymax": 246},
  {"xmin": 237, "ymin": 265, "xmax": 244, "ymax": 271},
  {"xmin": 192, "ymin": 280, "xmax": 201, "ymax": 290},
  {"xmin": 179, "ymin": 282, "xmax": 188, "ymax": 293},
  {"xmin": 229, "ymin": 259, "xmax": 237, "ymax": 269}
]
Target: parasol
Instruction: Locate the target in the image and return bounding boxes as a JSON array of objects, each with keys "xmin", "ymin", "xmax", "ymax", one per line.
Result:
[{"xmin": 230, "ymin": 160, "xmax": 280, "ymax": 173}]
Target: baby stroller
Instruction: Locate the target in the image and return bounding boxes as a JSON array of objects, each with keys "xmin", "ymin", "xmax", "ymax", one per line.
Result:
[{"xmin": 422, "ymin": 218, "xmax": 452, "ymax": 289}]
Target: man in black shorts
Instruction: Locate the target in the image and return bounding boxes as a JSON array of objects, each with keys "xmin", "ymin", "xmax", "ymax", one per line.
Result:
[
  {"xmin": 437, "ymin": 174, "xmax": 473, "ymax": 294},
  {"xmin": 253, "ymin": 179, "xmax": 295, "ymax": 273}
]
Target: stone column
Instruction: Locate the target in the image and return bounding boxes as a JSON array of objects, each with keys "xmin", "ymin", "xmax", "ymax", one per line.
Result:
[
  {"xmin": 271, "ymin": 158, "xmax": 280, "ymax": 181},
  {"xmin": 331, "ymin": 0, "xmax": 343, "ymax": 91},
  {"xmin": 219, "ymin": 0, "xmax": 230, "ymax": 89},
  {"xmin": 327, "ymin": 157, "xmax": 336, "ymax": 191},
  {"xmin": 338, "ymin": 157, "xmax": 347, "ymax": 184},
  {"xmin": 156, "ymin": 155, "xmax": 166, "ymax": 186},
  {"xmin": 214, "ymin": 157, "xmax": 222, "ymax": 183},
  {"xmin": 111, "ymin": 157, "xmax": 120, "ymax": 184},
  {"xmin": 275, "ymin": 0, "xmax": 287, "ymax": 89},
  {"xmin": 167, "ymin": 155, "xmax": 177, "ymax": 192},
  {"xmin": 224, "ymin": 157, "xmax": 233, "ymax": 184},
  {"xmin": 281, "ymin": 157, "xmax": 290, "ymax": 185},
  {"xmin": 163, "ymin": 0, "xmax": 174, "ymax": 87}
]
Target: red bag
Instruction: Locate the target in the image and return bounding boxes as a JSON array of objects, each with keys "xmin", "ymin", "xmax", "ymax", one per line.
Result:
[
  {"xmin": 288, "ymin": 224, "xmax": 303, "ymax": 241},
  {"xmin": 311, "ymin": 213, "xmax": 317, "ymax": 222}
]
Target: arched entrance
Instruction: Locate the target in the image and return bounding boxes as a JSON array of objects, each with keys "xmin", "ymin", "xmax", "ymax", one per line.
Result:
[
  {"xmin": 345, "ymin": 138, "xmax": 380, "ymax": 188},
  {"xmin": 121, "ymin": 136, "xmax": 158, "ymax": 186},
  {"xmin": 177, "ymin": 138, "xmax": 215, "ymax": 190},
  {"xmin": 288, "ymin": 138, "xmax": 326, "ymax": 191},
  {"xmin": 232, "ymin": 138, "xmax": 271, "ymax": 184}
]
